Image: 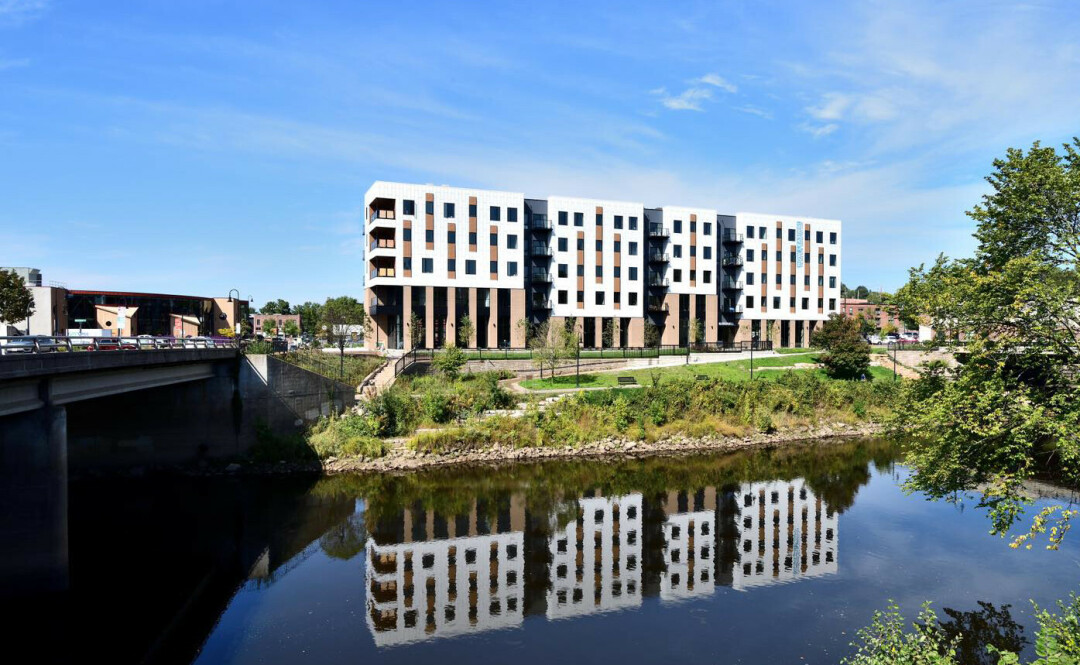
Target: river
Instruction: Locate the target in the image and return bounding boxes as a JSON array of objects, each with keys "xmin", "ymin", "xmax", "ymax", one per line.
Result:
[{"xmin": 21, "ymin": 438, "xmax": 1080, "ymax": 663}]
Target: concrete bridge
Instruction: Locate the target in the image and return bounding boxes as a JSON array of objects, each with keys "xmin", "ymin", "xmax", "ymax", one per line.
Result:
[{"xmin": 0, "ymin": 348, "xmax": 356, "ymax": 598}]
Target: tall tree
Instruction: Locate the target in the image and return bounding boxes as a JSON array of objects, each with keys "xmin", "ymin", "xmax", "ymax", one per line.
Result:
[
  {"xmin": 260, "ymin": 299, "xmax": 291, "ymax": 315},
  {"xmin": 295, "ymin": 301, "xmax": 323, "ymax": 333},
  {"xmin": 894, "ymin": 138, "xmax": 1080, "ymax": 549},
  {"xmin": 0, "ymin": 269, "xmax": 34, "ymax": 331}
]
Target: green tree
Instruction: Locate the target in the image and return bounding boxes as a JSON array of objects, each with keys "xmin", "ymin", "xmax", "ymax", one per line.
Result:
[
  {"xmin": 432, "ymin": 342, "xmax": 466, "ymax": 380},
  {"xmin": 528, "ymin": 319, "xmax": 577, "ymax": 378},
  {"xmin": 295, "ymin": 301, "xmax": 323, "ymax": 333},
  {"xmin": 643, "ymin": 322, "xmax": 661, "ymax": 348},
  {"xmin": 260, "ymin": 299, "xmax": 291, "ymax": 315},
  {"xmin": 457, "ymin": 315, "xmax": 475, "ymax": 348},
  {"xmin": 408, "ymin": 311, "xmax": 425, "ymax": 349},
  {"xmin": 893, "ymin": 138, "xmax": 1080, "ymax": 548},
  {"xmin": 602, "ymin": 318, "xmax": 618, "ymax": 348},
  {"xmin": 689, "ymin": 318, "xmax": 704, "ymax": 347},
  {"xmin": 283, "ymin": 319, "xmax": 300, "ymax": 338},
  {"xmin": 0, "ymin": 268, "xmax": 34, "ymax": 330},
  {"xmin": 320, "ymin": 296, "xmax": 367, "ymax": 376},
  {"xmin": 813, "ymin": 314, "xmax": 871, "ymax": 379}
]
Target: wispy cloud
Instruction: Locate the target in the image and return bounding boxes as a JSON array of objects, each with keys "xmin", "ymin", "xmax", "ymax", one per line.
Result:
[
  {"xmin": 652, "ymin": 72, "xmax": 738, "ymax": 111},
  {"xmin": 697, "ymin": 73, "xmax": 737, "ymax": 93}
]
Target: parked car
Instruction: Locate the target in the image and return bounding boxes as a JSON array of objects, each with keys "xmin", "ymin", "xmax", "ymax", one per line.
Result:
[
  {"xmin": 867, "ymin": 334, "xmax": 882, "ymax": 345},
  {"xmin": 1, "ymin": 335, "xmax": 62, "ymax": 354},
  {"xmin": 89, "ymin": 337, "xmax": 138, "ymax": 351}
]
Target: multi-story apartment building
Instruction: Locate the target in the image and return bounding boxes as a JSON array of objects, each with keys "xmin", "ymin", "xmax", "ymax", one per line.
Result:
[{"xmin": 364, "ymin": 182, "xmax": 841, "ymax": 350}]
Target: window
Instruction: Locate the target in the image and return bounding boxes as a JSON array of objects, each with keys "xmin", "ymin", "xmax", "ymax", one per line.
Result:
[
  {"xmin": 703, "ymin": 270, "xmax": 711, "ymax": 284},
  {"xmin": 629, "ymin": 241, "xmax": 638, "ymax": 255},
  {"xmin": 829, "ymin": 298, "xmax": 836, "ymax": 310},
  {"xmin": 490, "ymin": 260, "xmax": 498, "ymax": 275},
  {"xmin": 403, "ymin": 257, "xmax": 412, "ymax": 271},
  {"xmin": 577, "ymin": 238, "xmax": 585, "ymax": 251},
  {"xmin": 802, "ymin": 297, "xmax": 809, "ymax": 309},
  {"xmin": 447, "ymin": 230, "xmax": 456, "ymax": 244},
  {"xmin": 746, "ymin": 296, "xmax": 754, "ymax": 309},
  {"xmin": 818, "ymin": 276, "xmax": 824, "ymax": 286},
  {"xmin": 776, "ymin": 227, "xmax": 782, "ymax": 239},
  {"xmin": 775, "ymin": 274, "xmax": 782, "ymax": 285},
  {"xmin": 816, "ymin": 231, "xmax": 823, "ymax": 243},
  {"xmin": 818, "ymin": 253, "xmax": 824, "ymax": 264},
  {"xmin": 818, "ymin": 298, "xmax": 824, "ymax": 309},
  {"xmin": 595, "ymin": 292, "xmax": 605, "ymax": 305},
  {"xmin": 574, "ymin": 212, "xmax": 583, "ymax": 226},
  {"xmin": 829, "ymin": 254, "xmax": 837, "ymax": 266},
  {"xmin": 790, "ymin": 297, "xmax": 796, "ymax": 308},
  {"xmin": 558, "ymin": 290, "xmax": 568, "ymax": 304},
  {"xmin": 422, "ymin": 258, "xmax": 434, "ymax": 273},
  {"xmin": 595, "ymin": 239, "xmax": 602, "ymax": 251},
  {"xmin": 790, "ymin": 251, "xmax": 796, "ymax": 262},
  {"xmin": 577, "ymin": 265, "xmax": 584, "ymax": 276},
  {"xmin": 444, "ymin": 202, "xmax": 456, "ymax": 218},
  {"xmin": 614, "ymin": 292, "xmax": 621, "ymax": 304},
  {"xmin": 507, "ymin": 262, "xmax": 518, "ymax": 276},
  {"xmin": 747, "ymin": 249, "xmax": 755, "ymax": 262},
  {"xmin": 577, "ymin": 290, "xmax": 584, "ymax": 304},
  {"xmin": 690, "ymin": 246, "xmax": 697, "ymax": 257},
  {"xmin": 746, "ymin": 225, "xmax": 754, "ymax": 238},
  {"xmin": 614, "ymin": 266, "xmax": 621, "ymax": 278},
  {"xmin": 507, "ymin": 235, "xmax": 518, "ymax": 249},
  {"xmin": 426, "ymin": 200, "xmax": 434, "ymax": 215},
  {"xmin": 595, "ymin": 213, "xmax": 602, "ymax": 225},
  {"xmin": 761, "ymin": 272, "xmax": 767, "ymax": 284},
  {"xmin": 804, "ymin": 275, "xmax": 811, "ymax": 286},
  {"xmin": 426, "ymin": 229, "xmax": 435, "ymax": 243},
  {"xmin": 629, "ymin": 292, "xmax": 638, "ymax": 306},
  {"xmin": 788, "ymin": 229, "xmax": 795, "ymax": 241},
  {"xmin": 673, "ymin": 219, "xmax": 682, "ymax": 233},
  {"xmin": 468, "ymin": 203, "xmax": 477, "ymax": 217},
  {"xmin": 490, "ymin": 232, "xmax": 497, "ymax": 246},
  {"xmin": 490, "ymin": 206, "xmax": 500, "ymax": 221},
  {"xmin": 558, "ymin": 264, "xmax": 568, "ymax": 278},
  {"xmin": 775, "ymin": 250, "xmax": 782, "ymax": 261},
  {"xmin": 595, "ymin": 266, "xmax": 603, "ymax": 278},
  {"xmin": 629, "ymin": 216, "xmax": 638, "ymax": 230},
  {"xmin": 704, "ymin": 247, "xmax": 711, "ymax": 260},
  {"xmin": 690, "ymin": 269, "xmax": 696, "ymax": 282},
  {"xmin": 508, "ymin": 207, "xmax": 518, "ymax": 222},
  {"xmin": 773, "ymin": 296, "xmax": 781, "ymax": 309},
  {"xmin": 469, "ymin": 231, "xmax": 477, "ymax": 246},
  {"xmin": 629, "ymin": 267, "xmax": 638, "ymax": 280},
  {"xmin": 746, "ymin": 272, "xmax": 755, "ymax": 285},
  {"xmin": 759, "ymin": 226, "xmax": 766, "ymax": 239},
  {"xmin": 447, "ymin": 258, "xmax": 456, "ymax": 272},
  {"xmin": 673, "ymin": 269, "xmax": 682, "ymax": 282},
  {"xmin": 673, "ymin": 245, "xmax": 683, "ymax": 258},
  {"xmin": 614, "ymin": 215, "xmax": 623, "ymax": 229},
  {"xmin": 790, "ymin": 274, "xmax": 796, "ymax": 285},
  {"xmin": 804, "ymin": 253, "xmax": 810, "ymax": 263},
  {"xmin": 466, "ymin": 260, "xmax": 476, "ymax": 275},
  {"xmin": 830, "ymin": 232, "xmax": 837, "ymax": 244},
  {"xmin": 558, "ymin": 237, "xmax": 568, "ymax": 252},
  {"xmin": 690, "ymin": 220, "xmax": 697, "ymax": 233},
  {"xmin": 558, "ymin": 211, "xmax": 568, "ymax": 226},
  {"xmin": 403, "ymin": 228, "xmax": 412, "ymax": 241},
  {"xmin": 403, "ymin": 200, "xmax": 415, "ymax": 216},
  {"xmin": 829, "ymin": 276, "xmax": 837, "ymax": 288},
  {"xmin": 704, "ymin": 222, "xmax": 712, "ymax": 236}
]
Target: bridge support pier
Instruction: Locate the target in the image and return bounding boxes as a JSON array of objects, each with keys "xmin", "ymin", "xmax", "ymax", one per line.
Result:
[{"xmin": 0, "ymin": 404, "xmax": 68, "ymax": 596}]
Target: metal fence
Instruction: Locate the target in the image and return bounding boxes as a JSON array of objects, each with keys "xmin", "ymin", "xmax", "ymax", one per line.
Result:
[{"xmin": 0, "ymin": 335, "xmax": 238, "ymax": 356}]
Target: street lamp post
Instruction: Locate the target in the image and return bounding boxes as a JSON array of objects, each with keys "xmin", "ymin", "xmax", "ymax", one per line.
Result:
[{"xmin": 750, "ymin": 330, "xmax": 758, "ymax": 380}]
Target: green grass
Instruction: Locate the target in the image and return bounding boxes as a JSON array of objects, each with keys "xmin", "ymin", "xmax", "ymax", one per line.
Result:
[
  {"xmin": 520, "ymin": 352, "xmax": 823, "ymax": 390},
  {"xmin": 774, "ymin": 346, "xmax": 817, "ymax": 354}
]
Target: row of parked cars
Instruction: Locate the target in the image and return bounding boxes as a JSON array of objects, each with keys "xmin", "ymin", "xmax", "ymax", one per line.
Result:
[
  {"xmin": 866, "ymin": 331, "xmax": 920, "ymax": 345},
  {"xmin": 0, "ymin": 335, "xmax": 233, "ymax": 355}
]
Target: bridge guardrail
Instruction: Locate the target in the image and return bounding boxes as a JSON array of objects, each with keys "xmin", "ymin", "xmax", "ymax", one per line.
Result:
[{"xmin": 0, "ymin": 335, "xmax": 239, "ymax": 356}]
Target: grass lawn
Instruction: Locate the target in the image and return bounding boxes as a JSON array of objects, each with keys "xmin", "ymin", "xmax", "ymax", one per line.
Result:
[
  {"xmin": 774, "ymin": 347, "xmax": 816, "ymax": 354},
  {"xmin": 520, "ymin": 351, "xmax": 830, "ymax": 390}
]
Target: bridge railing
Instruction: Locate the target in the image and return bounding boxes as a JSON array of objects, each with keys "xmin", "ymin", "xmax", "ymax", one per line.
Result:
[{"xmin": 0, "ymin": 335, "xmax": 239, "ymax": 356}]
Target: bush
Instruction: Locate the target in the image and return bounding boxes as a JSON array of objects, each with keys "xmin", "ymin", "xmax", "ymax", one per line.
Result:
[
  {"xmin": 306, "ymin": 414, "xmax": 388, "ymax": 459},
  {"xmin": 843, "ymin": 602, "xmax": 958, "ymax": 664},
  {"xmin": 432, "ymin": 344, "xmax": 467, "ymax": 380},
  {"xmin": 814, "ymin": 314, "xmax": 872, "ymax": 379}
]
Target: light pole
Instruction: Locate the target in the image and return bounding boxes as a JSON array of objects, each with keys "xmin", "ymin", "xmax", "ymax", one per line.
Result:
[{"xmin": 750, "ymin": 330, "xmax": 758, "ymax": 380}]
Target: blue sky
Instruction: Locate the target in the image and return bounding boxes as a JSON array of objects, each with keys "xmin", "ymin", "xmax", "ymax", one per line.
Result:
[{"xmin": 2, "ymin": 0, "xmax": 1079, "ymax": 306}]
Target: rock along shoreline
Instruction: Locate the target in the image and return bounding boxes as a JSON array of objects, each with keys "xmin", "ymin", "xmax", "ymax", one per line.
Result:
[{"xmin": 321, "ymin": 421, "xmax": 886, "ymax": 476}]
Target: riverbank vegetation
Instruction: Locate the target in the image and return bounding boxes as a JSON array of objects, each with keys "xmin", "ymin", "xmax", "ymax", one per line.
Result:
[{"xmin": 893, "ymin": 138, "xmax": 1080, "ymax": 548}]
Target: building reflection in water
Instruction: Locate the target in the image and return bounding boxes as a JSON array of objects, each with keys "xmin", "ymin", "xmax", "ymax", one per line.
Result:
[{"xmin": 364, "ymin": 478, "xmax": 837, "ymax": 647}]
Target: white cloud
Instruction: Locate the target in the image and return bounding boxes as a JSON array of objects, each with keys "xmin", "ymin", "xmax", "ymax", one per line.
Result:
[
  {"xmin": 0, "ymin": 0, "xmax": 47, "ymax": 25},
  {"xmin": 801, "ymin": 122, "xmax": 839, "ymax": 138},
  {"xmin": 697, "ymin": 73, "xmax": 737, "ymax": 93}
]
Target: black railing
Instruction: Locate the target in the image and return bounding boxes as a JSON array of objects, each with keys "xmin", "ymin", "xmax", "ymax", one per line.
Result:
[
  {"xmin": 528, "ymin": 215, "xmax": 552, "ymax": 231},
  {"xmin": 721, "ymin": 255, "xmax": 744, "ymax": 267},
  {"xmin": 528, "ymin": 269, "xmax": 552, "ymax": 283},
  {"xmin": 648, "ymin": 225, "xmax": 670, "ymax": 238},
  {"xmin": 648, "ymin": 252, "xmax": 670, "ymax": 263},
  {"xmin": 647, "ymin": 298, "xmax": 669, "ymax": 312},
  {"xmin": 529, "ymin": 244, "xmax": 553, "ymax": 257},
  {"xmin": 689, "ymin": 340, "xmax": 773, "ymax": 353},
  {"xmin": 721, "ymin": 280, "xmax": 743, "ymax": 290},
  {"xmin": 648, "ymin": 278, "xmax": 670, "ymax": 288},
  {"xmin": 722, "ymin": 231, "xmax": 744, "ymax": 244}
]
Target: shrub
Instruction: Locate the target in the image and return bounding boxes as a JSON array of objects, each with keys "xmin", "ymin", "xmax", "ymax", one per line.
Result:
[
  {"xmin": 432, "ymin": 343, "xmax": 467, "ymax": 380},
  {"xmin": 814, "ymin": 314, "xmax": 872, "ymax": 380},
  {"xmin": 843, "ymin": 602, "xmax": 958, "ymax": 664},
  {"xmin": 307, "ymin": 415, "xmax": 388, "ymax": 459},
  {"xmin": 421, "ymin": 388, "xmax": 455, "ymax": 424}
]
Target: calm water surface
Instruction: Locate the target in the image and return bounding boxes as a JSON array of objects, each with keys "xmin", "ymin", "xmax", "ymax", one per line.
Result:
[{"xmin": 36, "ymin": 438, "xmax": 1080, "ymax": 664}]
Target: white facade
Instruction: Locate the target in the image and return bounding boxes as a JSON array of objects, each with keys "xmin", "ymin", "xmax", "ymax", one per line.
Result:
[
  {"xmin": 659, "ymin": 510, "xmax": 716, "ymax": 602},
  {"xmin": 729, "ymin": 479, "xmax": 838, "ymax": 591},
  {"xmin": 735, "ymin": 213, "xmax": 842, "ymax": 322},
  {"xmin": 547, "ymin": 494, "xmax": 643, "ymax": 619},
  {"xmin": 659, "ymin": 206, "xmax": 719, "ymax": 296},
  {"xmin": 365, "ymin": 181, "xmax": 526, "ymax": 290},
  {"xmin": 547, "ymin": 196, "xmax": 645, "ymax": 319}
]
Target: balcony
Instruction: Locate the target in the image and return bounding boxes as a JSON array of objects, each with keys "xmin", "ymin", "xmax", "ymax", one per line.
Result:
[
  {"xmin": 721, "ymin": 254, "xmax": 744, "ymax": 267},
  {"xmin": 723, "ymin": 304, "xmax": 744, "ymax": 315},
  {"xmin": 648, "ymin": 224, "xmax": 670, "ymax": 238},
  {"xmin": 367, "ymin": 210, "xmax": 397, "ymax": 230},
  {"xmin": 647, "ymin": 298, "xmax": 669, "ymax": 313},
  {"xmin": 528, "ymin": 214, "xmax": 553, "ymax": 232},
  {"xmin": 648, "ymin": 277, "xmax": 670, "ymax": 289},
  {"xmin": 529, "ymin": 243, "xmax": 553, "ymax": 258},
  {"xmin": 527, "ymin": 269, "xmax": 552, "ymax": 283},
  {"xmin": 647, "ymin": 252, "xmax": 670, "ymax": 264},
  {"xmin": 369, "ymin": 301, "xmax": 401, "ymax": 317},
  {"xmin": 721, "ymin": 279, "xmax": 743, "ymax": 291},
  {"xmin": 722, "ymin": 231, "xmax": 744, "ymax": 245},
  {"xmin": 531, "ymin": 299, "xmax": 552, "ymax": 311},
  {"xmin": 369, "ymin": 266, "xmax": 396, "ymax": 280}
]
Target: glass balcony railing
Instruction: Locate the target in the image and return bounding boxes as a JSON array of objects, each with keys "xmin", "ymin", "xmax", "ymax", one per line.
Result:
[
  {"xmin": 722, "ymin": 254, "xmax": 744, "ymax": 267},
  {"xmin": 369, "ymin": 238, "xmax": 396, "ymax": 251}
]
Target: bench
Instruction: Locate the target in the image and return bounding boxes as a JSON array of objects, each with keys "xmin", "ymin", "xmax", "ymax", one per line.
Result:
[{"xmin": 617, "ymin": 376, "xmax": 638, "ymax": 386}]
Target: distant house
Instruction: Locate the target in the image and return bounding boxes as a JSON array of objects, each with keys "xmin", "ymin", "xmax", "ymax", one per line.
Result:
[
  {"xmin": 840, "ymin": 298, "xmax": 910, "ymax": 332},
  {"xmin": 252, "ymin": 313, "xmax": 301, "ymax": 335}
]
